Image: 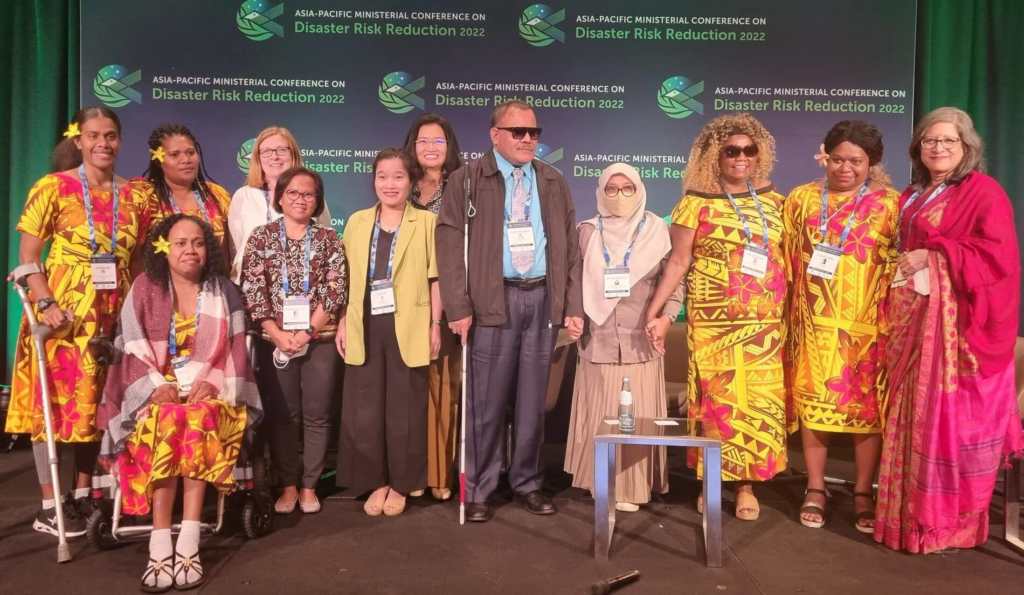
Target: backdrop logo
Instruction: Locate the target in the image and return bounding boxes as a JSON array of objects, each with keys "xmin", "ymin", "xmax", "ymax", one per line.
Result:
[
  {"xmin": 518, "ymin": 4, "xmax": 565, "ymax": 47},
  {"xmin": 657, "ymin": 76, "xmax": 704, "ymax": 119},
  {"xmin": 377, "ymin": 71, "xmax": 425, "ymax": 114},
  {"xmin": 236, "ymin": 0, "xmax": 285, "ymax": 41},
  {"xmin": 237, "ymin": 138, "xmax": 256, "ymax": 174},
  {"xmin": 536, "ymin": 144, "xmax": 564, "ymax": 166},
  {"xmin": 92, "ymin": 64, "xmax": 142, "ymax": 108}
]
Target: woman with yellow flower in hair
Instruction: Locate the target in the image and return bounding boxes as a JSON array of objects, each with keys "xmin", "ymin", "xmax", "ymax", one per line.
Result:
[
  {"xmin": 99, "ymin": 213, "xmax": 261, "ymax": 591},
  {"xmin": 6, "ymin": 107, "xmax": 150, "ymax": 538},
  {"xmin": 137, "ymin": 123, "xmax": 233, "ymax": 255},
  {"xmin": 645, "ymin": 113, "xmax": 791, "ymax": 521}
]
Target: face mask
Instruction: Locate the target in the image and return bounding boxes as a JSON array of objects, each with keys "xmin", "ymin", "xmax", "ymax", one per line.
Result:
[{"xmin": 601, "ymin": 192, "xmax": 641, "ymax": 218}]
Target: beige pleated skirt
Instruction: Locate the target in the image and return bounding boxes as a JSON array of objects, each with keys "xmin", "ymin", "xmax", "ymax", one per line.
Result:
[{"xmin": 564, "ymin": 357, "xmax": 668, "ymax": 504}]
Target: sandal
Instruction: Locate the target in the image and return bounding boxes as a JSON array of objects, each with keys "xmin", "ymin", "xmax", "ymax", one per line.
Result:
[
  {"xmin": 853, "ymin": 491, "xmax": 875, "ymax": 534},
  {"xmin": 431, "ymin": 487, "xmax": 452, "ymax": 501},
  {"xmin": 383, "ymin": 489, "xmax": 407, "ymax": 517},
  {"xmin": 800, "ymin": 488, "xmax": 829, "ymax": 529},
  {"xmin": 273, "ymin": 491, "xmax": 298, "ymax": 515},
  {"xmin": 140, "ymin": 554, "xmax": 175, "ymax": 593},
  {"xmin": 735, "ymin": 488, "xmax": 760, "ymax": 521},
  {"xmin": 173, "ymin": 551, "xmax": 205, "ymax": 590},
  {"xmin": 363, "ymin": 486, "xmax": 390, "ymax": 517},
  {"xmin": 696, "ymin": 494, "xmax": 703, "ymax": 514}
]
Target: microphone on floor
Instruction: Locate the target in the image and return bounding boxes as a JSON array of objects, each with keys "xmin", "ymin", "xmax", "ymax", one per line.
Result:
[{"xmin": 590, "ymin": 569, "xmax": 640, "ymax": 595}]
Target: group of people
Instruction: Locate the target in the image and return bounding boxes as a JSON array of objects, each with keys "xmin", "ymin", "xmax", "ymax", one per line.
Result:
[{"xmin": 4, "ymin": 99, "xmax": 1020, "ymax": 591}]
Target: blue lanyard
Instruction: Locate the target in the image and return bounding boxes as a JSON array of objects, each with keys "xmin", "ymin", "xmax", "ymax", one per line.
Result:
[
  {"xmin": 169, "ymin": 187, "xmax": 209, "ymax": 222},
  {"xmin": 723, "ymin": 182, "xmax": 769, "ymax": 248},
  {"xmin": 504, "ymin": 167, "xmax": 533, "ymax": 223},
  {"xmin": 262, "ymin": 188, "xmax": 275, "ymax": 223},
  {"xmin": 818, "ymin": 184, "xmax": 869, "ymax": 247},
  {"xmin": 369, "ymin": 209, "xmax": 400, "ymax": 281},
  {"xmin": 900, "ymin": 183, "xmax": 947, "ymax": 222},
  {"xmin": 278, "ymin": 221, "xmax": 312, "ymax": 296},
  {"xmin": 168, "ymin": 284, "xmax": 203, "ymax": 359},
  {"xmin": 78, "ymin": 164, "xmax": 119, "ymax": 255},
  {"xmin": 598, "ymin": 215, "xmax": 647, "ymax": 269}
]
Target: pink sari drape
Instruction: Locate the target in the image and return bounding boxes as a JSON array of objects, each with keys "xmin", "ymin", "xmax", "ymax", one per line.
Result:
[{"xmin": 875, "ymin": 172, "xmax": 1022, "ymax": 553}]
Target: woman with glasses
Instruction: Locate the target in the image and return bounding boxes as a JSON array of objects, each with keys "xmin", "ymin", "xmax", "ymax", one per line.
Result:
[
  {"xmin": 228, "ymin": 126, "xmax": 333, "ymax": 284},
  {"xmin": 874, "ymin": 107, "xmax": 1021, "ymax": 553},
  {"xmin": 401, "ymin": 114, "xmax": 464, "ymax": 501},
  {"xmin": 563, "ymin": 163, "xmax": 682, "ymax": 512},
  {"xmin": 782, "ymin": 121, "xmax": 899, "ymax": 531},
  {"xmin": 241, "ymin": 166, "xmax": 347, "ymax": 515},
  {"xmin": 645, "ymin": 113, "xmax": 790, "ymax": 521}
]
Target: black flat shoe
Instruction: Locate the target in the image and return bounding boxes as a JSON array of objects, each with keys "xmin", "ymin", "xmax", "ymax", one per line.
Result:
[
  {"xmin": 517, "ymin": 490, "xmax": 556, "ymax": 515},
  {"xmin": 466, "ymin": 502, "xmax": 492, "ymax": 523}
]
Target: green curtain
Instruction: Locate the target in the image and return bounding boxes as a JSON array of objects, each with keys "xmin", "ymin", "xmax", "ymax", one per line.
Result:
[
  {"xmin": 1, "ymin": 0, "xmax": 79, "ymax": 378},
  {"xmin": 916, "ymin": 0, "xmax": 1024, "ymax": 333}
]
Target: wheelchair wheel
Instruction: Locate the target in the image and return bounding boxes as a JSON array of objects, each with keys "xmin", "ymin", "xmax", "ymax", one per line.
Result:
[
  {"xmin": 86, "ymin": 507, "xmax": 118, "ymax": 550},
  {"xmin": 241, "ymin": 495, "xmax": 272, "ymax": 539}
]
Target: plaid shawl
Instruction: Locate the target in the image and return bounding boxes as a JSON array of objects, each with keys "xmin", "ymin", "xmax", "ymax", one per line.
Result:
[{"xmin": 98, "ymin": 272, "xmax": 261, "ymax": 450}]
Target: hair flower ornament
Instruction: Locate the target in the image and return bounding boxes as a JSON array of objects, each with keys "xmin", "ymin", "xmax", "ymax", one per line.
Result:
[
  {"xmin": 152, "ymin": 235, "xmax": 171, "ymax": 255},
  {"xmin": 149, "ymin": 146, "xmax": 166, "ymax": 163},
  {"xmin": 63, "ymin": 122, "xmax": 80, "ymax": 139}
]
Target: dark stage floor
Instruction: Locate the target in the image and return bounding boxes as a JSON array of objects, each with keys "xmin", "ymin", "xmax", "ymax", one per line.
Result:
[{"xmin": 1, "ymin": 441, "xmax": 1021, "ymax": 595}]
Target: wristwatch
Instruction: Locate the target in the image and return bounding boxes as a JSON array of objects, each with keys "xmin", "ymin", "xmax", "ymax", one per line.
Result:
[{"xmin": 36, "ymin": 297, "xmax": 57, "ymax": 312}]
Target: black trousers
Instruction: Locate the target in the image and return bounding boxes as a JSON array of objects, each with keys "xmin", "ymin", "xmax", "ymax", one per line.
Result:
[{"xmin": 338, "ymin": 312, "xmax": 428, "ymax": 494}]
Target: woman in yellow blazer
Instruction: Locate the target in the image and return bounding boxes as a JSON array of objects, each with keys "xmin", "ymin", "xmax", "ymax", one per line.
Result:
[{"xmin": 336, "ymin": 148, "xmax": 442, "ymax": 517}]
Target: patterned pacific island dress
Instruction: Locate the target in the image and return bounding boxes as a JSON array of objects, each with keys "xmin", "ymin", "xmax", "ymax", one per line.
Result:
[
  {"xmin": 6, "ymin": 171, "xmax": 148, "ymax": 443},
  {"xmin": 671, "ymin": 185, "xmax": 793, "ymax": 481},
  {"xmin": 784, "ymin": 182, "xmax": 899, "ymax": 434}
]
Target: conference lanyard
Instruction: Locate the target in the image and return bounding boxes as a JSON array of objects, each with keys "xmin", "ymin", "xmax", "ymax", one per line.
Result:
[
  {"xmin": 78, "ymin": 164, "xmax": 120, "ymax": 255},
  {"xmin": 262, "ymin": 188, "xmax": 274, "ymax": 223},
  {"xmin": 597, "ymin": 215, "xmax": 647, "ymax": 269},
  {"xmin": 169, "ymin": 188, "xmax": 209, "ymax": 222},
  {"xmin": 817, "ymin": 184, "xmax": 869, "ymax": 247},
  {"xmin": 897, "ymin": 183, "xmax": 947, "ymax": 249},
  {"xmin": 278, "ymin": 221, "xmax": 312, "ymax": 296},
  {"xmin": 723, "ymin": 182, "xmax": 769, "ymax": 248},
  {"xmin": 368, "ymin": 210, "xmax": 400, "ymax": 281}
]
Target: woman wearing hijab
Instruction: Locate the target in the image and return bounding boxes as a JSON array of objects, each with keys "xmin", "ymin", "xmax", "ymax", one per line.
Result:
[{"xmin": 563, "ymin": 163, "xmax": 683, "ymax": 512}]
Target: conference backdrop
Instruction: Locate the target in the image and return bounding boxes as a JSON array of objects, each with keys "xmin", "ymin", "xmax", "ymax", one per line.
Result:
[{"xmin": 80, "ymin": 0, "xmax": 917, "ymax": 225}]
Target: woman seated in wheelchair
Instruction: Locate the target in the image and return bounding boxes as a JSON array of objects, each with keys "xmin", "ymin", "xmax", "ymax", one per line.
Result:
[{"xmin": 99, "ymin": 213, "xmax": 262, "ymax": 592}]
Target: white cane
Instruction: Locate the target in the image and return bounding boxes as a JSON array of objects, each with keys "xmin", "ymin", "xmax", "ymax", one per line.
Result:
[
  {"xmin": 10, "ymin": 263, "xmax": 72, "ymax": 562},
  {"xmin": 458, "ymin": 172, "xmax": 476, "ymax": 525}
]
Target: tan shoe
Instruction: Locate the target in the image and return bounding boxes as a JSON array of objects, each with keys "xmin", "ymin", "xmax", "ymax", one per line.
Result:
[
  {"xmin": 409, "ymin": 489, "xmax": 425, "ymax": 498},
  {"xmin": 615, "ymin": 502, "xmax": 639, "ymax": 512},
  {"xmin": 383, "ymin": 489, "xmax": 407, "ymax": 517},
  {"xmin": 431, "ymin": 488, "xmax": 452, "ymax": 501},
  {"xmin": 363, "ymin": 486, "xmax": 390, "ymax": 516}
]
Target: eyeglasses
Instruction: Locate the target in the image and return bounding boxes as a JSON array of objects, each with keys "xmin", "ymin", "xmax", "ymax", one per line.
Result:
[
  {"xmin": 259, "ymin": 146, "xmax": 292, "ymax": 158},
  {"xmin": 828, "ymin": 156, "xmax": 867, "ymax": 168},
  {"xmin": 604, "ymin": 185, "xmax": 636, "ymax": 198},
  {"xmin": 283, "ymin": 189, "xmax": 316, "ymax": 203},
  {"xmin": 496, "ymin": 127, "xmax": 542, "ymax": 141},
  {"xmin": 920, "ymin": 137, "xmax": 960, "ymax": 150},
  {"xmin": 721, "ymin": 145, "xmax": 758, "ymax": 159},
  {"xmin": 415, "ymin": 138, "xmax": 447, "ymax": 147}
]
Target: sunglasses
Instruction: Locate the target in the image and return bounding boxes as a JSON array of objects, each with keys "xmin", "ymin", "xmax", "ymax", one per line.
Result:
[
  {"xmin": 497, "ymin": 126, "xmax": 542, "ymax": 141},
  {"xmin": 721, "ymin": 145, "xmax": 759, "ymax": 159}
]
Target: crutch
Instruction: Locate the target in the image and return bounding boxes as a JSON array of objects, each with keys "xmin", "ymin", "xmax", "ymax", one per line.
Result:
[
  {"xmin": 458, "ymin": 171, "xmax": 476, "ymax": 525},
  {"xmin": 9, "ymin": 262, "xmax": 72, "ymax": 562}
]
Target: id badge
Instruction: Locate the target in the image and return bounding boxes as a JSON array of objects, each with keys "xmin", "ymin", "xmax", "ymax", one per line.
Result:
[
  {"xmin": 90, "ymin": 254, "xmax": 117, "ymax": 290},
  {"xmin": 507, "ymin": 222, "xmax": 535, "ymax": 253},
  {"xmin": 807, "ymin": 244, "xmax": 842, "ymax": 279},
  {"xmin": 282, "ymin": 295, "xmax": 311, "ymax": 330},
  {"xmin": 603, "ymin": 267, "xmax": 631, "ymax": 299},
  {"xmin": 370, "ymin": 280, "xmax": 396, "ymax": 315},
  {"xmin": 172, "ymin": 356, "xmax": 196, "ymax": 395},
  {"xmin": 740, "ymin": 245, "xmax": 769, "ymax": 278}
]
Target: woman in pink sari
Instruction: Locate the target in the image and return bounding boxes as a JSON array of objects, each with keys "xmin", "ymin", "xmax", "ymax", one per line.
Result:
[{"xmin": 875, "ymin": 107, "xmax": 1022, "ymax": 553}]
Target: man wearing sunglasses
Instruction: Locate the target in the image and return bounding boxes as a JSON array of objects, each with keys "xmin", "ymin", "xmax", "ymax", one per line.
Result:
[{"xmin": 436, "ymin": 100, "xmax": 583, "ymax": 522}]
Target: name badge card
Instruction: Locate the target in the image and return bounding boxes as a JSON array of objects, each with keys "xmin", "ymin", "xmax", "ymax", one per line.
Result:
[
  {"xmin": 807, "ymin": 244, "xmax": 843, "ymax": 279},
  {"xmin": 740, "ymin": 245, "xmax": 769, "ymax": 278},
  {"xmin": 91, "ymin": 254, "xmax": 117, "ymax": 290},
  {"xmin": 172, "ymin": 357, "xmax": 196, "ymax": 395},
  {"xmin": 603, "ymin": 267, "xmax": 631, "ymax": 299},
  {"xmin": 282, "ymin": 295, "xmax": 311, "ymax": 330},
  {"xmin": 507, "ymin": 222, "xmax": 535, "ymax": 253},
  {"xmin": 370, "ymin": 280, "xmax": 396, "ymax": 315}
]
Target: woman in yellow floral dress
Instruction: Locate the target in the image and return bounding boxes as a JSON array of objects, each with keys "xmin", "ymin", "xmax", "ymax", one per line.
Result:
[
  {"xmin": 646, "ymin": 113, "xmax": 791, "ymax": 520},
  {"xmin": 6, "ymin": 107, "xmax": 149, "ymax": 537},
  {"xmin": 99, "ymin": 214, "xmax": 261, "ymax": 591},
  {"xmin": 784, "ymin": 121, "xmax": 898, "ymax": 532},
  {"xmin": 137, "ymin": 123, "xmax": 232, "ymax": 255}
]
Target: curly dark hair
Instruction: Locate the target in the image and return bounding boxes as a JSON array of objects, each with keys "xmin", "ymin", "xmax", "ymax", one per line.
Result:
[
  {"xmin": 143, "ymin": 214, "xmax": 226, "ymax": 287},
  {"xmin": 143, "ymin": 123, "xmax": 218, "ymax": 213}
]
